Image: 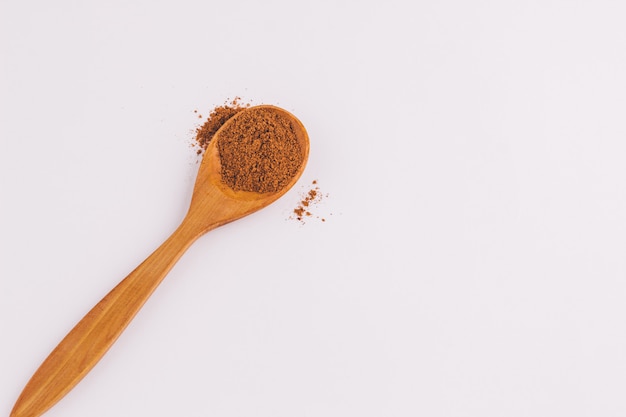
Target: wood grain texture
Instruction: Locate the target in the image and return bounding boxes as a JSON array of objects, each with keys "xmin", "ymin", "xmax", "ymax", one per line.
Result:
[
  {"xmin": 9, "ymin": 221, "xmax": 200, "ymax": 417},
  {"xmin": 10, "ymin": 105, "xmax": 309, "ymax": 417}
]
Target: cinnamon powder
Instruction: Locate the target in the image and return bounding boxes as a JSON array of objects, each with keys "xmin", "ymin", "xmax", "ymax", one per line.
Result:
[
  {"xmin": 194, "ymin": 99, "xmax": 306, "ymax": 194},
  {"xmin": 217, "ymin": 107, "xmax": 303, "ymax": 193}
]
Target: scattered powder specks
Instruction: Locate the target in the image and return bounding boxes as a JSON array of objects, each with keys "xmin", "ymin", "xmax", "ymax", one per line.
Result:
[{"xmin": 292, "ymin": 180, "xmax": 329, "ymax": 224}]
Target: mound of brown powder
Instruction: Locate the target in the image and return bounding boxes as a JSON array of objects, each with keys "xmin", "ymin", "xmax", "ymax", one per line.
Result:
[{"xmin": 217, "ymin": 107, "xmax": 303, "ymax": 193}]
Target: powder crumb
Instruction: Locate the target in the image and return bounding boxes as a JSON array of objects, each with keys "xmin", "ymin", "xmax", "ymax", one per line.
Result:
[
  {"xmin": 193, "ymin": 97, "xmax": 250, "ymax": 155},
  {"xmin": 291, "ymin": 180, "xmax": 327, "ymax": 224}
]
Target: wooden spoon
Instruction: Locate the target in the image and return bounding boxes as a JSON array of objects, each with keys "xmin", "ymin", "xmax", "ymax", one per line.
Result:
[{"xmin": 11, "ymin": 105, "xmax": 309, "ymax": 417}]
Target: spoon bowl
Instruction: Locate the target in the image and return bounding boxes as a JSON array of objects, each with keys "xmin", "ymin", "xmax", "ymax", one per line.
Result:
[
  {"xmin": 11, "ymin": 105, "xmax": 309, "ymax": 417},
  {"xmin": 188, "ymin": 104, "xmax": 310, "ymax": 233}
]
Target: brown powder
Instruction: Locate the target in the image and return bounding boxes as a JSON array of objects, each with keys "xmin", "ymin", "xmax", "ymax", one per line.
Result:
[
  {"xmin": 292, "ymin": 180, "xmax": 327, "ymax": 223},
  {"xmin": 194, "ymin": 97, "xmax": 249, "ymax": 154},
  {"xmin": 217, "ymin": 107, "xmax": 303, "ymax": 193}
]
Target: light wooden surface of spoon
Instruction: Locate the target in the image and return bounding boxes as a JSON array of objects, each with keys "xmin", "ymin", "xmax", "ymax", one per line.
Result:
[{"xmin": 10, "ymin": 105, "xmax": 309, "ymax": 417}]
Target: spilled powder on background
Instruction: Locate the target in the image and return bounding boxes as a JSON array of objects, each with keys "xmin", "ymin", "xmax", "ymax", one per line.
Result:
[
  {"xmin": 193, "ymin": 97, "xmax": 250, "ymax": 154},
  {"xmin": 292, "ymin": 180, "xmax": 329, "ymax": 224}
]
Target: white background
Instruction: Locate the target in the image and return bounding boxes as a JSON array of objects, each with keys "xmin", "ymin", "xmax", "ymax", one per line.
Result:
[{"xmin": 2, "ymin": 1, "xmax": 626, "ymax": 416}]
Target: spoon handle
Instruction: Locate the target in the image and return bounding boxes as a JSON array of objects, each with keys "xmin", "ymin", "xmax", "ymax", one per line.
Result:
[{"xmin": 11, "ymin": 220, "xmax": 200, "ymax": 417}]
